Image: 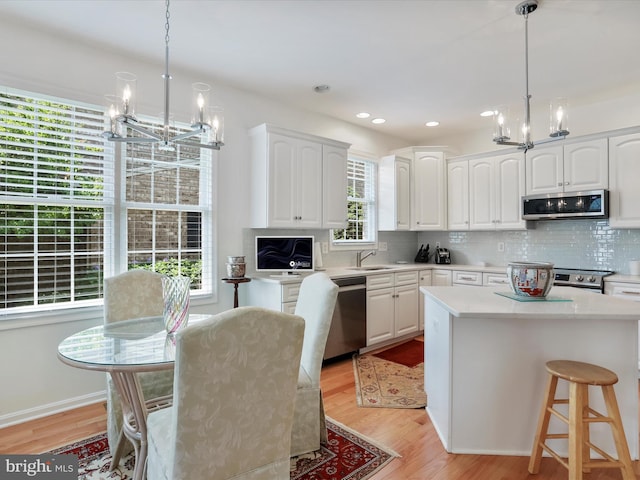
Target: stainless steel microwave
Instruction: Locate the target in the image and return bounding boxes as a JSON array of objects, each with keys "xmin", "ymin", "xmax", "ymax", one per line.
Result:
[{"xmin": 522, "ymin": 189, "xmax": 608, "ymax": 220}]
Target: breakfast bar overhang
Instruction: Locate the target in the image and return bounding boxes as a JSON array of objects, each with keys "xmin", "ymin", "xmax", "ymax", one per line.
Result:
[{"xmin": 421, "ymin": 286, "xmax": 640, "ymax": 458}]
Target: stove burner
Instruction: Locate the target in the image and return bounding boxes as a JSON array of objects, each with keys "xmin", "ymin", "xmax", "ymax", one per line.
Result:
[{"xmin": 553, "ymin": 267, "xmax": 614, "ymax": 292}]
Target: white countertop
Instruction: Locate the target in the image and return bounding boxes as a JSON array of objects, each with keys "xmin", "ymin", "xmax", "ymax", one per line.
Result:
[{"xmin": 421, "ymin": 285, "xmax": 640, "ymax": 321}]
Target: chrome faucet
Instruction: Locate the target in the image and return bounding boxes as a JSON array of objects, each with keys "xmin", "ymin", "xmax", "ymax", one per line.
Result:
[{"xmin": 356, "ymin": 250, "xmax": 376, "ymax": 267}]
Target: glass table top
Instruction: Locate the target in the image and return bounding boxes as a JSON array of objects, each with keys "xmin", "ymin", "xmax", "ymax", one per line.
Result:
[{"xmin": 58, "ymin": 314, "xmax": 211, "ymax": 371}]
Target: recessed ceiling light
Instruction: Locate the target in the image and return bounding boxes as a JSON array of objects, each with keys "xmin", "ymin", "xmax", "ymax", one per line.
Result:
[
  {"xmin": 425, "ymin": 121, "xmax": 440, "ymax": 127},
  {"xmin": 312, "ymin": 84, "xmax": 331, "ymax": 93},
  {"xmin": 371, "ymin": 118, "xmax": 386, "ymax": 124},
  {"xmin": 356, "ymin": 112, "xmax": 370, "ymax": 119},
  {"xmin": 480, "ymin": 110, "xmax": 496, "ymax": 117}
]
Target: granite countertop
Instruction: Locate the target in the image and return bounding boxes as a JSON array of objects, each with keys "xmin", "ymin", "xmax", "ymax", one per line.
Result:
[{"xmin": 421, "ymin": 285, "xmax": 640, "ymax": 320}]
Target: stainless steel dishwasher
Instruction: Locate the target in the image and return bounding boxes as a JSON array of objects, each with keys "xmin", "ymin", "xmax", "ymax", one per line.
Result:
[{"xmin": 323, "ymin": 276, "xmax": 367, "ymax": 360}]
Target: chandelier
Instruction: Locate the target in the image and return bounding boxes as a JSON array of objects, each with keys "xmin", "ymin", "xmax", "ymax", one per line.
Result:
[
  {"xmin": 492, "ymin": 0, "xmax": 569, "ymax": 152},
  {"xmin": 103, "ymin": 0, "xmax": 224, "ymax": 151}
]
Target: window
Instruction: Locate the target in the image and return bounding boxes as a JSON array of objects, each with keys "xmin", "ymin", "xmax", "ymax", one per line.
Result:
[
  {"xmin": 0, "ymin": 87, "xmax": 213, "ymax": 315},
  {"xmin": 332, "ymin": 156, "xmax": 377, "ymax": 246}
]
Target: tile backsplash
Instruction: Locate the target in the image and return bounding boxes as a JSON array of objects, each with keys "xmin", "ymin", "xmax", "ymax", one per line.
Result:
[
  {"xmin": 240, "ymin": 220, "xmax": 640, "ymax": 275},
  {"xmin": 418, "ymin": 220, "xmax": 640, "ymax": 274}
]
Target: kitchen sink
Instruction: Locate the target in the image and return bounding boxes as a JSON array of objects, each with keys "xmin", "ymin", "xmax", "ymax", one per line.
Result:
[{"xmin": 348, "ymin": 266, "xmax": 393, "ymax": 271}]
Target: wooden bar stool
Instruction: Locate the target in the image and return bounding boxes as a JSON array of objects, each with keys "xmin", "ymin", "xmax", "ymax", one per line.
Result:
[{"xmin": 528, "ymin": 360, "xmax": 635, "ymax": 480}]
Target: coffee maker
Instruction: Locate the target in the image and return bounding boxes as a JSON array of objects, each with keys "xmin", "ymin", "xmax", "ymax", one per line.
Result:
[{"xmin": 435, "ymin": 247, "xmax": 451, "ymax": 264}]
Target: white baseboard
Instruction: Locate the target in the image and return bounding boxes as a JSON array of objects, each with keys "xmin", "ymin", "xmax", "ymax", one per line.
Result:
[{"xmin": 0, "ymin": 391, "xmax": 106, "ymax": 429}]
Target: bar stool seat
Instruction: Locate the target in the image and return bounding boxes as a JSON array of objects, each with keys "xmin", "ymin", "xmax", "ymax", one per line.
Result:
[{"xmin": 528, "ymin": 360, "xmax": 635, "ymax": 480}]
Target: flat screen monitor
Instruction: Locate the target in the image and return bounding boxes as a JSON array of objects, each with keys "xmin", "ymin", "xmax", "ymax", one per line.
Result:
[{"xmin": 255, "ymin": 236, "xmax": 314, "ymax": 274}]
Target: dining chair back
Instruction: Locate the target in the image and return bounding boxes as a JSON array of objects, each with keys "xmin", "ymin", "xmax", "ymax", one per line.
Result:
[
  {"xmin": 147, "ymin": 306, "xmax": 305, "ymax": 480},
  {"xmin": 103, "ymin": 270, "xmax": 173, "ymax": 462},
  {"xmin": 291, "ymin": 272, "xmax": 338, "ymax": 456}
]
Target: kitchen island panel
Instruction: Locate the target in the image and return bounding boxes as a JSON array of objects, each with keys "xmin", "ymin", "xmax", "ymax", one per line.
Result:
[{"xmin": 423, "ymin": 286, "xmax": 639, "ymax": 458}]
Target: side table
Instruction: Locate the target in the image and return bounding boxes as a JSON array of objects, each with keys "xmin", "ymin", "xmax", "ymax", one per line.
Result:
[{"xmin": 222, "ymin": 277, "xmax": 252, "ymax": 308}]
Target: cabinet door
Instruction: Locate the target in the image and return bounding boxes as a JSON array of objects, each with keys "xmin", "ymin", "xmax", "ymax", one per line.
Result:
[
  {"xmin": 525, "ymin": 146, "xmax": 563, "ymax": 195},
  {"xmin": 418, "ymin": 270, "xmax": 432, "ymax": 331},
  {"xmin": 564, "ymin": 139, "xmax": 608, "ymax": 192},
  {"xmin": 447, "ymin": 161, "xmax": 469, "ymax": 230},
  {"xmin": 366, "ymin": 287, "xmax": 395, "ymax": 345},
  {"xmin": 267, "ymin": 133, "xmax": 297, "ymax": 227},
  {"xmin": 322, "ymin": 144, "xmax": 348, "ymax": 229},
  {"xmin": 432, "ymin": 269, "xmax": 452, "ymax": 286},
  {"xmin": 609, "ymin": 133, "xmax": 640, "ymax": 228},
  {"xmin": 295, "ymin": 140, "xmax": 323, "ymax": 228},
  {"xmin": 379, "ymin": 156, "xmax": 411, "ymax": 231},
  {"xmin": 468, "ymin": 158, "xmax": 494, "ymax": 230},
  {"xmin": 412, "ymin": 151, "xmax": 446, "ymax": 230},
  {"xmin": 394, "ymin": 284, "xmax": 419, "ymax": 337},
  {"xmin": 494, "ymin": 153, "xmax": 525, "ymax": 230}
]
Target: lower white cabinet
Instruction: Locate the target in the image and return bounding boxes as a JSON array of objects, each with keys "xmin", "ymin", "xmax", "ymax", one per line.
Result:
[
  {"xmin": 246, "ymin": 279, "xmax": 301, "ymax": 313},
  {"xmin": 418, "ymin": 269, "xmax": 432, "ymax": 330},
  {"xmin": 432, "ymin": 269, "xmax": 452, "ymax": 286},
  {"xmin": 482, "ymin": 272, "xmax": 509, "ymax": 286},
  {"xmin": 605, "ymin": 281, "xmax": 640, "ymax": 368},
  {"xmin": 366, "ymin": 271, "xmax": 419, "ymax": 346}
]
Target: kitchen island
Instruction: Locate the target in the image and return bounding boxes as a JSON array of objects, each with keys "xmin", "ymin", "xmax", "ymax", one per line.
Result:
[{"xmin": 421, "ymin": 286, "xmax": 640, "ymax": 458}]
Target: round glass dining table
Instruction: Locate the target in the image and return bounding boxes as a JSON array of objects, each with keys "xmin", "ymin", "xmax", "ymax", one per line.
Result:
[{"xmin": 57, "ymin": 314, "xmax": 211, "ymax": 480}]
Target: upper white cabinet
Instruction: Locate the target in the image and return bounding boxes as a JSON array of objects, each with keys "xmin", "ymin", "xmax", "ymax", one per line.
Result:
[
  {"xmin": 470, "ymin": 152, "xmax": 525, "ymax": 230},
  {"xmin": 525, "ymin": 139, "xmax": 608, "ymax": 195},
  {"xmin": 250, "ymin": 124, "xmax": 350, "ymax": 229},
  {"xmin": 412, "ymin": 151, "xmax": 447, "ymax": 230},
  {"xmin": 447, "ymin": 160, "xmax": 469, "ymax": 230},
  {"xmin": 382, "ymin": 148, "xmax": 447, "ymax": 231},
  {"xmin": 378, "ymin": 155, "xmax": 411, "ymax": 231},
  {"xmin": 322, "ymin": 144, "xmax": 349, "ymax": 229},
  {"xmin": 609, "ymin": 132, "xmax": 640, "ymax": 228}
]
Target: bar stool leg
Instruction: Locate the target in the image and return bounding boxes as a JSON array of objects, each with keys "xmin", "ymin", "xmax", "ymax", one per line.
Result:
[
  {"xmin": 581, "ymin": 387, "xmax": 590, "ymax": 474},
  {"xmin": 601, "ymin": 385, "xmax": 635, "ymax": 480},
  {"xmin": 568, "ymin": 382, "xmax": 584, "ymax": 480},
  {"xmin": 529, "ymin": 373, "xmax": 558, "ymax": 474}
]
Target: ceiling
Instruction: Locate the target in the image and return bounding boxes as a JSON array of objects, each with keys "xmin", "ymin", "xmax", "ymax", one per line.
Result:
[{"xmin": 3, "ymin": 0, "xmax": 639, "ymax": 144}]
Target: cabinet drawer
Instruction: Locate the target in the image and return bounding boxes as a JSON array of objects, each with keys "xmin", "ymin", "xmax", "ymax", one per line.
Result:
[
  {"xmin": 395, "ymin": 270, "xmax": 418, "ymax": 286},
  {"xmin": 453, "ymin": 270, "xmax": 482, "ymax": 286},
  {"xmin": 606, "ymin": 282, "xmax": 640, "ymax": 301},
  {"xmin": 367, "ymin": 273, "xmax": 395, "ymax": 290},
  {"xmin": 419, "ymin": 269, "xmax": 432, "ymax": 285},
  {"xmin": 282, "ymin": 283, "xmax": 301, "ymax": 303},
  {"xmin": 483, "ymin": 272, "xmax": 509, "ymax": 286}
]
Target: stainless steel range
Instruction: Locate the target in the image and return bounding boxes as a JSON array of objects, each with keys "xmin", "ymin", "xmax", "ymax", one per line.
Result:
[{"xmin": 553, "ymin": 268, "xmax": 614, "ymax": 293}]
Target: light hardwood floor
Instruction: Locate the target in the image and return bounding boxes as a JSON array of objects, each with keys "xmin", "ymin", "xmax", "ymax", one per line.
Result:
[{"xmin": 1, "ymin": 351, "xmax": 638, "ymax": 479}]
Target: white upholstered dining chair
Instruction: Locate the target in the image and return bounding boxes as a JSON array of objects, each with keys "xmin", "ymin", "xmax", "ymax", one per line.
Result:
[
  {"xmin": 103, "ymin": 270, "xmax": 174, "ymax": 460},
  {"xmin": 290, "ymin": 272, "xmax": 339, "ymax": 456},
  {"xmin": 146, "ymin": 306, "xmax": 305, "ymax": 480}
]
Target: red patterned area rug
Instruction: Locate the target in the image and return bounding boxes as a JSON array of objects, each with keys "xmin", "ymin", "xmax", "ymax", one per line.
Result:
[{"xmin": 49, "ymin": 418, "xmax": 397, "ymax": 479}]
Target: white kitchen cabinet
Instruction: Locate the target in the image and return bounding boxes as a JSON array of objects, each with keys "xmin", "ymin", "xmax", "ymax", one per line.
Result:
[
  {"xmin": 525, "ymin": 139, "xmax": 608, "ymax": 195},
  {"xmin": 432, "ymin": 269, "xmax": 452, "ymax": 286},
  {"xmin": 250, "ymin": 124, "xmax": 350, "ymax": 229},
  {"xmin": 246, "ymin": 279, "xmax": 302, "ymax": 313},
  {"xmin": 412, "ymin": 151, "xmax": 447, "ymax": 230},
  {"xmin": 447, "ymin": 160, "xmax": 469, "ymax": 230},
  {"xmin": 605, "ymin": 280, "xmax": 640, "ymax": 368},
  {"xmin": 378, "ymin": 155, "xmax": 411, "ymax": 231},
  {"xmin": 482, "ymin": 272, "xmax": 509, "ymax": 286},
  {"xmin": 366, "ymin": 271, "xmax": 419, "ymax": 346},
  {"xmin": 322, "ymin": 143, "xmax": 349, "ymax": 229},
  {"xmin": 469, "ymin": 153, "xmax": 525, "ymax": 230},
  {"xmin": 452, "ymin": 270, "xmax": 482, "ymax": 286},
  {"xmin": 609, "ymin": 132, "xmax": 640, "ymax": 228},
  {"xmin": 418, "ymin": 269, "xmax": 432, "ymax": 330}
]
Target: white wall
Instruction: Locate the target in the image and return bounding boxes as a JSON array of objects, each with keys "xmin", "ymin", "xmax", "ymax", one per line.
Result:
[{"xmin": 0, "ymin": 18, "xmax": 408, "ymax": 426}]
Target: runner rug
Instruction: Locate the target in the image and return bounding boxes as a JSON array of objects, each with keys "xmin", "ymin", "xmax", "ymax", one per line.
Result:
[
  {"xmin": 48, "ymin": 418, "xmax": 397, "ymax": 480},
  {"xmin": 353, "ymin": 340, "xmax": 427, "ymax": 408}
]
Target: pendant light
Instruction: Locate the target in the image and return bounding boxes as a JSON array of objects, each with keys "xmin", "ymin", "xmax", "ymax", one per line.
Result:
[
  {"xmin": 492, "ymin": 0, "xmax": 569, "ymax": 152},
  {"xmin": 103, "ymin": 0, "xmax": 224, "ymax": 151}
]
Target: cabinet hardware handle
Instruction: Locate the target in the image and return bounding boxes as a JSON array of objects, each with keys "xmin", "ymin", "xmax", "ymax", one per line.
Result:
[
  {"xmin": 621, "ymin": 291, "xmax": 640, "ymax": 295},
  {"xmin": 557, "ymin": 182, "xmax": 563, "ymax": 186},
  {"xmin": 565, "ymin": 181, "xmax": 570, "ymax": 185}
]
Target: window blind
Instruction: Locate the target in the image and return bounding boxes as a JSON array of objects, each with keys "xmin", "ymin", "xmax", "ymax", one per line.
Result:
[{"xmin": 1, "ymin": 88, "xmax": 112, "ymax": 312}]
